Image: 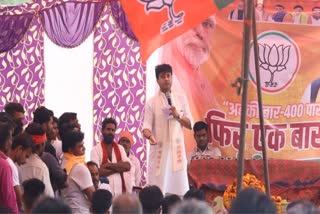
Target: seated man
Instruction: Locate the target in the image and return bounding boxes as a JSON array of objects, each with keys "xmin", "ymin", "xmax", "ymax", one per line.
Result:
[
  {"xmin": 272, "ymin": 4, "xmax": 287, "ymax": 22},
  {"xmin": 308, "ymin": 7, "xmax": 320, "ymax": 26},
  {"xmin": 290, "ymin": 5, "xmax": 308, "ymax": 24},
  {"xmin": 118, "ymin": 130, "xmax": 142, "ymax": 187},
  {"xmin": 187, "ymin": 121, "xmax": 221, "ymax": 163},
  {"xmin": 86, "ymin": 161, "xmax": 111, "ymax": 191},
  {"xmin": 228, "ymin": 0, "xmax": 244, "ymax": 20}
]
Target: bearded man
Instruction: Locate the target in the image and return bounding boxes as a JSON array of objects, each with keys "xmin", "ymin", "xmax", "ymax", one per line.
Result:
[{"xmin": 90, "ymin": 117, "xmax": 131, "ymax": 196}]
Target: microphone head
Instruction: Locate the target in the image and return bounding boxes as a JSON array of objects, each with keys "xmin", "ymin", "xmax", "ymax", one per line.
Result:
[
  {"xmin": 165, "ymin": 91, "xmax": 171, "ymax": 99},
  {"xmin": 165, "ymin": 91, "xmax": 172, "ymax": 106}
]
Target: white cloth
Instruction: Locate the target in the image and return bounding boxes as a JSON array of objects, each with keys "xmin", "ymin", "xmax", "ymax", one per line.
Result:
[
  {"xmin": 187, "ymin": 144, "xmax": 222, "ymax": 163},
  {"xmin": 61, "ymin": 163, "xmax": 93, "ymax": 214},
  {"xmin": 143, "ymin": 91, "xmax": 193, "ymax": 196},
  {"xmin": 90, "ymin": 142, "xmax": 132, "ymax": 196},
  {"xmin": 293, "ymin": 14, "xmax": 301, "ymax": 24},
  {"xmin": 129, "ymin": 154, "xmax": 142, "ymax": 187},
  {"xmin": 311, "ymin": 17, "xmax": 320, "ymax": 26},
  {"xmin": 51, "ymin": 139, "xmax": 63, "ymax": 164},
  {"xmin": 7, "ymin": 158, "xmax": 19, "ymax": 186},
  {"xmin": 19, "ymin": 154, "xmax": 54, "ymax": 197},
  {"xmin": 123, "ymin": 154, "xmax": 142, "ymax": 189},
  {"xmin": 99, "ymin": 182, "xmax": 111, "ymax": 192}
]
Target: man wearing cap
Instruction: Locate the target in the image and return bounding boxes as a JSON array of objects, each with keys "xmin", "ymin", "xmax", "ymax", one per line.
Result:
[
  {"xmin": 19, "ymin": 123, "xmax": 54, "ymax": 197},
  {"xmin": 118, "ymin": 131, "xmax": 142, "ymax": 187}
]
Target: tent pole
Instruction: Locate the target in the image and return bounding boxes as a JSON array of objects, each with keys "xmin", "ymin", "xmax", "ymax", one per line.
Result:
[
  {"xmin": 251, "ymin": 2, "xmax": 271, "ymax": 197},
  {"xmin": 236, "ymin": 0, "xmax": 253, "ymax": 194}
]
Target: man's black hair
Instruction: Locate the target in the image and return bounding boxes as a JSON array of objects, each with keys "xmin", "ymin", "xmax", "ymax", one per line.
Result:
[
  {"xmin": 139, "ymin": 185, "xmax": 164, "ymax": 213},
  {"xmin": 61, "ymin": 130, "xmax": 84, "ymax": 153},
  {"xmin": 12, "ymin": 132, "xmax": 33, "ymax": 150},
  {"xmin": 183, "ymin": 188, "xmax": 206, "ymax": 201},
  {"xmin": 102, "ymin": 117, "xmax": 117, "ymax": 130},
  {"xmin": 22, "ymin": 178, "xmax": 45, "ymax": 212},
  {"xmin": 87, "ymin": 161, "xmax": 99, "ymax": 168},
  {"xmin": 4, "ymin": 102, "xmax": 25, "ymax": 115},
  {"xmin": 162, "ymin": 194, "xmax": 181, "ymax": 214},
  {"xmin": 293, "ymin": 5, "xmax": 303, "ymax": 10},
  {"xmin": 275, "ymin": 4, "xmax": 284, "ymax": 9},
  {"xmin": 155, "ymin": 64, "xmax": 172, "ymax": 79},
  {"xmin": 193, "ymin": 121, "xmax": 208, "ymax": 132},
  {"xmin": 58, "ymin": 112, "xmax": 77, "ymax": 126},
  {"xmin": 313, "ymin": 6, "xmax": 320, "ymax": 11},
  {"xmin": 0, "ymin": 112, "xmax": 16, "ymax": 129},
  {"xmin": 0, "ymin": 123, "xmax": 12, "ymax": 149},
  {"xmin": 229, "ymin": 188, "xmax": 276, "ymax": 214},
  {"xmin": 33, "ymin": 106, "xmax": 53, "ymax": 125},
  {"xmin": 58, "ymin": 123, "xmax": 78, "ymax": 142},
  {"xmin": 92, "ymin": 189, "xmax": 113, "ymax": 214},
  {"xmin": 31, "ymin": 197, "xmax": 72, "ymax": 214}
]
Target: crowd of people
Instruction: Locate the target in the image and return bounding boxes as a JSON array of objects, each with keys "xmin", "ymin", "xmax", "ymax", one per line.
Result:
[
  {"xmin": 0, "ymin": 63, "xmax": 319, "ymax": 213},
  {"xmin": 229, "ymin": 1, "xmax": 320, "ymax": 25}
]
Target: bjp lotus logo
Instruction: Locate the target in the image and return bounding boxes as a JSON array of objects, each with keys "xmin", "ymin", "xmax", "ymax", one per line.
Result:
[
  {"xmin": 138, "ymin": 0, "xmax": 185, "ymax": 34},
  {"xmin": 258, "ymin": 44, "xmax": 291, "ymax": 87},
  {"xmin": 249, "ymin": 31, "xmax": 300, "ymax": 93}
]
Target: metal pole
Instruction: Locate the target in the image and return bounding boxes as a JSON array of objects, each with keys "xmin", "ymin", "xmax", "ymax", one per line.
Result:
[
  {"xmin": 251, "ymin": 3, "xmax": 271, "ymax": 197},
  {"xmin": 236, "ymin": 0, "xmax": 253, "ymax": 194}
]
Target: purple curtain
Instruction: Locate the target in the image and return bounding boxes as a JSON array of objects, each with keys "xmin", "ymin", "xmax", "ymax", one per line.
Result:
[
  {"xmin": 0, "ymin": 13, "xmax": 34, "ymax": 53},
  {"xmin": 110, "ymin": 0, "xmax": 137, "ymax": 41},
  {"xmin": 40, "ymin": 1, "xmax": 105, "ymax": 47},
  {"xmin": 0, "ymin": 16, "xmax": 45, "ymax": 123},
  {"xmin": 93, "ymin": 4, "xmax": 146, "ymax": 185}
]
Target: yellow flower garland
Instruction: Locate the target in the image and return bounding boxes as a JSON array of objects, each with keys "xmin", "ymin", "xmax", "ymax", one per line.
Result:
[{"xmin": 223, "ymin": 173, "xmax": 266, "ymax": 208}]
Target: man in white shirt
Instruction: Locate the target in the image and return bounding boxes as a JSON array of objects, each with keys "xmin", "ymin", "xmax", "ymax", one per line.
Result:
[
  {"xmin": 60, "ymin": 130, "xmax": 94, "ymax": 213},
  {"xmin": 187, "ymin": 121, "xmax": 221, "ymax": 163},
  {"xmin": 142, "ymin": 64, "xmax": 193, "ymax": 196},
  {"xmin": 118, "ymin": 130, "xmax": 142, "ymax": 187},
  {"xmin": 48, "ymin": 117, "xmax": 63, "ymax": 163},
  {"xmin": 8, "ymin": 132, "xmax": 33, "ymax": 210},
  {"xmin": 308, "ymin": 7, "xmax": 320, "ymax": 26},
  {"xmin": 91, "ymin": 117, "xmax": 131, "ymax": 196},
  {"xmin": 19, "ymin": 123, "xmax": 54, "ymax": 197},
  {"xmin": 86, "ymin": 161, "xmax": 111, "ymax": 191}
]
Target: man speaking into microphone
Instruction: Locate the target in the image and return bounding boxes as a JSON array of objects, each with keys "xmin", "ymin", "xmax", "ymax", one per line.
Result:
[{"xmin": 142, "ymin": 64, "xmax": 193, "ymax": 196}]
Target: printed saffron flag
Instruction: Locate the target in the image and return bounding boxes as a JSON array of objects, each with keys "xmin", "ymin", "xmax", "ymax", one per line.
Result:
[{"xmin": 120, "ymin": 0, "xmax": 235, "ymax": 62}]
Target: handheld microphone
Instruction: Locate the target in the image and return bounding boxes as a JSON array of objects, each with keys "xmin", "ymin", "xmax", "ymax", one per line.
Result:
[{"xmin": 165, "ymin": 92, "xmax": 172, "ymax": 106}]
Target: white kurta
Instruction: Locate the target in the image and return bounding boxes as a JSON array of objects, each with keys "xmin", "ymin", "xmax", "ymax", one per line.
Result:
[
  {"xmin": 19, "ymin": 154, "xmax": 54, "ymax": 197},
  {"xmin": 143, "ymin": 91, "xmax": 193, "ymax": 196},
  {"xmin": 90, "ymin": 142, "xmax": 132, "ymax": 196},
  {"xmin": 7, "ymin": 158, "xmax": 19, "ymax": 187},
  {"xmin": 124, "ymin": 154, "xmax": 142, "ymax": 188}
]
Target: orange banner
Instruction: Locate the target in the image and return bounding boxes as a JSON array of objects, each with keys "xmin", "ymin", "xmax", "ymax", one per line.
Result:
[
  {"xmin": 120, "ymin": 0, "xmax": 236, "ymax": 62},
  {"xmin": 160, "ymin": 0, "xmax": 320, "ymax": 160}
]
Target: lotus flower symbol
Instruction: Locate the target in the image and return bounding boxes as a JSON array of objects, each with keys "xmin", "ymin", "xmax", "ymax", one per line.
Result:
[
  {"xmin": 258, "ymin": 44, "xmax": 291, "ymax": 87},
  {"xmin": 139, "ymin": 0, "xmax": 185, "ymax": 34}
]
